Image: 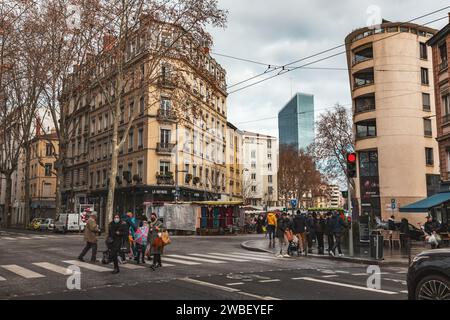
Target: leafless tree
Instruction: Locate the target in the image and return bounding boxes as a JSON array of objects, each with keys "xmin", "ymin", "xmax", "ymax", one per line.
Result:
[{"xmin": 314, "ymin": 104, "xmax": 354, "ymax": 188}]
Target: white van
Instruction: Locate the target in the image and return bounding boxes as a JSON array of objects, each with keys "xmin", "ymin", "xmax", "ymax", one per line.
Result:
[{"xmin": 54, "ymin": 213, "xmax": 87, "ymax": 233}]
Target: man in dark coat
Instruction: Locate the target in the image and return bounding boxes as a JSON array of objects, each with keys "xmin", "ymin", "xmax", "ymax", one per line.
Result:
[
  {"xmin": 388, "ymin": 216, "xmax": 396, "ymax": 231},
  {"xmin": 306, "ymin": 213, "xmax": 316, "ymax": 254},
  {"xmin": 276, "ymin": 213, "xmax": 291, "ymax": 257},
  {"xmin": 330, "ymin": 212, "xmax": 347, "ymax": 257},
  {"xmin": 292, "ymin": 210, "xmax": 307, "ymax": 255},
  {"xmin": 324, "ymin": 213, "xmax": 334, "ymax": 254},
  {"xmin": 108, "ymin": 214, "xmax": 126, "ymax": 274},
  {"xmin": 315, "ymin": 213, "xmax": 326, "ymax": 255}
]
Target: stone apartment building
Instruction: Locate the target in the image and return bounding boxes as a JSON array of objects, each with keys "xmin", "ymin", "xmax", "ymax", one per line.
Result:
[{"xmin": 61, "ymin": 18, "xmax": 238, "ymax": 227}]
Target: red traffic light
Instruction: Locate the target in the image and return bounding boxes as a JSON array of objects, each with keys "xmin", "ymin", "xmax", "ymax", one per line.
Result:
[{"xmin": 347, "ymin": 153, "xmax": 356, "ymax": 163}]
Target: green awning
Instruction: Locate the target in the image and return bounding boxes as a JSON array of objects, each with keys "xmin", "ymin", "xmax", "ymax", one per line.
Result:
[{"xmin": 399, "ymin": 192, "xmax": 450, "ymax": 213}]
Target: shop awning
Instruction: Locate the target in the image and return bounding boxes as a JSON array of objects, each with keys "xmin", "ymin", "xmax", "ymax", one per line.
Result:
[
  {"xmin": 399, "ymin": 192, "xmax": 450, "ymax": 213},
  {"xmin": 192, "ymin": 201, "xmax": 243, "ymax": 206}
]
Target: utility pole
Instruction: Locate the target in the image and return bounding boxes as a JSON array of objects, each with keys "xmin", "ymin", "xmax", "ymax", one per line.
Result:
[
  {"xmin": 348, "ymin": 179, "xmax": 354, "ymax": 257},
  {"xmin": 175, "ymin": 122, "xmax": 179, "ymax": 204}
]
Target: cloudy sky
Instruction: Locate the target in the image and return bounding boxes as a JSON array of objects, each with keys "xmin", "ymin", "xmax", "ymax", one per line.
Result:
[{"xmin": 207, "ymin": 0, "xmax": 449, "ymax": 138}]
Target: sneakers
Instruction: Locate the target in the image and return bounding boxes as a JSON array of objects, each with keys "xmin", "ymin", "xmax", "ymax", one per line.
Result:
[
  {"xmin": 329, "ymin": 251, "xmax": 335, "ymax": 257},
  {"xmin": 112, "ymin": 269, "xmax": 120, "ymax": 275},
  {"xmin": 339, "ymin": 254, "xmax": 344, "ymax": 257},
  {"xmin": 276, "ymin": 254, "xmax": 284, "ymax": 258},
  {"xmin": 283, "ymin": 254, "xmax": 290, "ymax": 258}
]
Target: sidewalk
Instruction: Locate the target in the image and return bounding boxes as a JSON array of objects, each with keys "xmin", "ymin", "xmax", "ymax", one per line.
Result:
[{"xmin": 241, "ymin": 236, "xmax": 430, "ymax": 267}]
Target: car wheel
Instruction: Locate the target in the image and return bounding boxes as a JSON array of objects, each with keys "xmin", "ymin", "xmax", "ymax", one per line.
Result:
[{"xmin": 415, "ymin": 275, "xmax": 450, "ymax": 300}]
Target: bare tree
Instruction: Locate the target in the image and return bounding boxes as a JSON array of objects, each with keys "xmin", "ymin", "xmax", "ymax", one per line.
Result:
[{"xmin": 314, "ymin": 104, "xmax": 354, "ymax": 188}]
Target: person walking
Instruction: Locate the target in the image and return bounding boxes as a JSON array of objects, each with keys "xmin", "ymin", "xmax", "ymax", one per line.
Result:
[
  {"xmin": 315, "ymin": 213, "xmax": 326, "ymax": 255},
  {"xmin": 108, "ymin": 214, "xmax": 125, "ymax": 274},
  {"xmin": 78, "ymin": 213, "xmax": 100, "ymax": 263},
  {"xmin": 147, "ymin": 213, "xmax": 166, "ymax": 270},
  {"xmin": 119, "ymin": 216, "xmax": 130, "ymax": 263},
  {"xmin": 330, "ymin": 211, "xmax": 347, "ymax": 257},
  {"xmin": 266, "ymin": 212, "xmax": 277, "ymax": 247},
  {"xmin": 276, "ymin": 212, "xmax": 291, "ymax": 258},
  {"xmin": 388, "ymin": 215, "xmax": 396, "ymax": 231},
  {"xmin": 325, "ymin": 213, "xmax": 334, "ymax": 254},
  {"xmin": 292, "ymin": 210, "xmax": 307, "ymax": 255},
  {"xmin": 134, "ymin": 219, "xmax": 149, "ymax": 264},
  {"xmin": 306, "ymin": 213, "xmax": 316, "ymax": 255}
]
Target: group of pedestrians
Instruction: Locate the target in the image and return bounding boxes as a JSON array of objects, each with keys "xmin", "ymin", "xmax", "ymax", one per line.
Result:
[
  {"xmin": 267, "ymin": 210, "xmax": 349, "ymax": 258},
  {"xmin": 78, "ymin": 211, "xmax": 168, "ymax": 275}
]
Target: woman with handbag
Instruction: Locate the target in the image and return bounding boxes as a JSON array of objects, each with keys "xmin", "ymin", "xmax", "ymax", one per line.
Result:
[
  {"xmin": 147, "ymin": 213, "xmax": 166, "ymax": 271},
  {"xmin": 108, "ymin": 214, "xmax": 125, "ymax": 274}
]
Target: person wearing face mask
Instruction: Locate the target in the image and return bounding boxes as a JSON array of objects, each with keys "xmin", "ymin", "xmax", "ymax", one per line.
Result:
[
  {"xmin": 108, "ymin": 214, "xmax": 125, "ymax": 274},
  {"xmin": 147, "ymin": 213, "xmax": 166, "ymax": 270}
]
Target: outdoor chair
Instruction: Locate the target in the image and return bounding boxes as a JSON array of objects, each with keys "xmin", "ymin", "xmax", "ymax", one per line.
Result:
[
  {"xmin": 381, "ymin": 230, "xmax": 391, "ymax": 247},
  {"xmin": 391, "ymin": 231, "xmax": 402, "ymax": 248}
]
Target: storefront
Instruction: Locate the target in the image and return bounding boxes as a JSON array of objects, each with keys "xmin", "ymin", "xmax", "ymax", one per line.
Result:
[
  {"xmin": 193, "ymin": 201, "xmax": 244, "ymax": 235},
  {"xmin": 399, "ymin": 191, "xmax": 450, "ymax": 226}
]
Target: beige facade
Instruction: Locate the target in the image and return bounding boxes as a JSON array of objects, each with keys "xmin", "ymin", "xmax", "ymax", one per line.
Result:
[
  {"xmin": 225, "ymin": 122, "xmax": 243, "ymax": 201},
  {"xmin": 345, "ymin": 22, "xmax": 439, "ymax": 222}
]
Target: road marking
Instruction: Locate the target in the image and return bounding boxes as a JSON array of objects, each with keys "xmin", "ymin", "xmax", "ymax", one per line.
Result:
[
  {"xmin": 190, "ymin": 254, "xmax": 249, "ymax": 262},
  {"xmin": 63, "ymin": 260, "xmax": 111, "ymax": 272},
  {"xmin": 0, "ymin": 265, "xmax": 46, "ymax": 279},
  {"xmin": 294, "ymin": 277, "xmax": 399, "ymax": 295},
  {"xmin": 16, "ymin": 237, "xmax": 32, "ymax": 240},
  {"xmin": 322, "ymin": 275, "xmax": 339, "ymax": 278},
  {"xmin": 31, "ymin": 236, "xmax": 47, "ymax": 239},
  {"xmin": 226, "ymin": 282, "xmax": 245, "ymax": 286},
  {"xmin": 352, "ymin": 273, "xmax": 369, "ymax": 276},
  {"xmin": 0, "ymin": 276, "xmax": 6, "ymax": 281},
  {"xmin": 335, "ymin": 271, "xmax": 350, "ymax": 274},
  {"xmin": 397, "ymin": 271, "xmax": 408, "ymax": 274},
  {"xmin": 2, "ymin": 237, "xmax": 15, "ymax": 240},
  {"xmin": 120, "ymin": 264, "xmax": 147, "ymax": 270},
  {"xmin": 181, "ymin": 278, "xmax": 240, "ymax": 292},
  {"xmin": 167, "ymin": 254, "xmax": 226, "ymax": 264},
  {"xmin": 259, "ymin": 279, "xmax": 281, "ymax": 283},
  {"xmin": 384, "ymin": 278, "xmax": 407, "ymax": 285},
  {"xmin": 162, "ymin": 257, "xmax": 201, "ymax": 265},
  {"xmin": 400, "ymin": 290, "xmax": 408, "ymax": 294},
  {"xmin": 232, "ymin": 252, "xmax": 273, "ymax": 258},
  {"xmin": 209, "ymin": 253, "xmax": 272, "ymax": 262},
  {"xmin": 237, "ymin": 291, "xmax": 281, "ymax": 300},
  {"xmin": 32, "ymin": 262, "xmax": 74, "ymax": 275}
]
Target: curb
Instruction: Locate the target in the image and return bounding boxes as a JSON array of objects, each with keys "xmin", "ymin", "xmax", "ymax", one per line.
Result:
[{"xmin": 240, "ymin": 241, "xmax": 409, "ymax": 267}]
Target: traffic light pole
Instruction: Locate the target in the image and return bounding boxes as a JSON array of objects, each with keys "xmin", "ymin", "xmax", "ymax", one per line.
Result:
[{"xmin": 348, "ymin": 179, "xmax": 354, "ymax": 257}]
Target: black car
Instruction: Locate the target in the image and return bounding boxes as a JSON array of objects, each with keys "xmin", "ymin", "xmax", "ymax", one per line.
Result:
[{"xmin": 407, "ymin": 248, "xmax": 450, "ymax": 300}]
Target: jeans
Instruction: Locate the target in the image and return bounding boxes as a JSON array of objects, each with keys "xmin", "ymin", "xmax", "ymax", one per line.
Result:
[
  {"xmin": 153, "ymin": 254, "xmax": 162, "ymax": 266},
  {"xmin": 307, "ymin": 232, "xmax": 315, "ymax": 253},
  {"xmin": 136, "ymin": 243, "xmax": 146, "ymax": 263},
  {"xmin": 277, "ymin": 236, "xmax": 287, "ymax": 254},
  {"xmin": 267, "ymin": 225, "xmax": 276, "ymax": 240},
  {"xmin": 79, "ymin": 242, "xmax": 97, "ymax": 261},
  {"xmin": 316, "ymin": 233, "xmax": 324, "ymax": 253},
  {"xmin": 327, "ymin": 234, "xmax": 334, "ymax": 252},
  {"xmin": 332, "ymin": 233, "xmax": 342, "ymax": 255},
  {"xmin": 295, "ymin": 233, "xmax": 307, "ymax": 252},
  {"xmin": 111, "ymin": 248, "xmax": 120, "ymax": 270}
]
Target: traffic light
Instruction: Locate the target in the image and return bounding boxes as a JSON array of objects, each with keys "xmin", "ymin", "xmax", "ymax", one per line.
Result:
[
  {"xmin": 346, "ymin": 152, "xmax": 357, "ymax": 178},
  {"xmin": 342, "ymin": 191, "xmax": 348, "ymax": 199}
]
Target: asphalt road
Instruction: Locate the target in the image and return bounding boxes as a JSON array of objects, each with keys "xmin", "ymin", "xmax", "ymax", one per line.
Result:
[{"xmin": 0, "ymin": 228, "xmax": 409, "ymax": 300}]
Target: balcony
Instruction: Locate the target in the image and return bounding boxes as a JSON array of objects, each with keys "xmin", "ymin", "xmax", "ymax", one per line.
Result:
[
  {"xmin": 354, "ymin": 68, "xmax": 374, "ymax": 89},
  {"xmin": 156, "ymin": 142, "xmax": 175, "ymax": 155},
  {"xmin": 156, "ymin": 172, "xmax": 174, "ymax": 185},
  {"xmin": 442, "ymin": 114, "xmax": 450, "ymax": 125},
  {"xmin": 355, "ymin": 94, "xmax": 376, "ymax": 114},
  {"xmin": 440, "ymin": 60, "xmax": 448, "ymax": 72},
  {"xmin": 157, "ymin": 76, "xmax": 176, "ymax": 89},
  {"xmin": 157, "ymin": 109, "xmax": 177, "ymax": 122},
  {"xmin": 352, "ymin": 46, "xmax": 373, "ymax": 66}
]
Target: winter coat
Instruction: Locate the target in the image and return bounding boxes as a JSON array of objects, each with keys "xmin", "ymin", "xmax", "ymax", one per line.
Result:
[
  {"xmin": 276, "ymin": 217, "xmax": 291, "ymax": 238},
  {"xmin": 424, "ymin": 220, "xmax": 441, "ymax": 235},
  {"xmin": 108, "ymin": 221, "xmax": 125, "ymax": 250},
  {"xmin": 388, "ymin": 218, "xmax": 396, "ymax": 231},
  {"xmin": 84, "ymin": 217, "xmax": 99, "ymax": 243},
  {"xmin": 292, "ymin": 214, "xmax": 306, "ymax": 233},
  {"xmin": 399, "ymin": 219, "xmax": 409, "ymax": 235},
  {"xmin": 331, "ymin": 215, "xmax": 347, "ymax": 234},
  {"xmin": 306, "ymin": 216, "xmax": 316, "ymax": 236},
  {"xmin": 147, "ymin": 219, "xmax": 166, "ymax": 255},
  {"xmin": 324, "ymin": 217, "xmax": 334, "ymax": 235},
  {"xmin": 316, "ymin": 217, "xmax": 326, "ymax": 234}
]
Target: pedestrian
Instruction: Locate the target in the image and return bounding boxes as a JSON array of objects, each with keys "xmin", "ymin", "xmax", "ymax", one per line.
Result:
[
  {"xmin": 78, "ymin": 213, "xmax": 100, "ymax": 263},
  {"xmin": 266, "ymin": 211, "xmax": 277, "ymax": 246},
  {"xmin": 126, "ymin": 212, "xmax": 138, "ymax": 259},
  {"xmin": 120, "ymin": 215, "xmax": 130, "ymax": 263},
  {"xmin": 147, "ymin": 213, "xmax": 166, "ymax": 271},
  {"xmin": 330, "ymin": 211, "xmax": 347, "ymax": 257},
  {"xmin": 276, "ymin": 212, "xmax": 291, "ymax": 258},
  {"xmin": 134, "ymin": 219, "xmax": 149, "ymax": 264},
  {"xmin": 316, "ymin": 213, "xmax": 326, "ymax": 255},
  {"xmin": 324, "ymin": 212, "xmax": 335, "ymax": 254},
  {"xmin": 292, "ymin": 210, "xmax": 307, "ymax": 255},
  {"xmin": 399, "ymin": 218, "xmax": 410, "ymax": 248},
  {"xmin": 108, "ymin": 214, "xmax": 125, "ymax": 274},
  {"xmin": 306, "ymin": 213, "xmax": 316, "ymax": 254},
  {"xmin": 388, "ymin": 215, "xmax": 396, "ymax": 231}
]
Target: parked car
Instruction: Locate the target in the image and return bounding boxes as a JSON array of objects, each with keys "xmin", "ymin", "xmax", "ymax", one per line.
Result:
[
  {"xmin": 39, "ymin": 218, "xmax": 55, "ymax": 232},
  {"xmin": 407, "ymin": 248, "xmax": 450, "ymax": 300},
  {"xmin": 54, "ymin": 213, "xmax": 86, "ymax": 233},
  {"xmin": 27, "ymin": 218, "xmax": 46, "ymax": 231}
]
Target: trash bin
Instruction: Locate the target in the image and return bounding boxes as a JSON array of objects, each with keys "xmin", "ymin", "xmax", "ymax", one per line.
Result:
[{"xmin": 370, "ymin": 233, "xmax": 384, "ymax": 260}]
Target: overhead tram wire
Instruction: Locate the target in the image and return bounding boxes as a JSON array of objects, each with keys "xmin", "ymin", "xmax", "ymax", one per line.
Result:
[
  {"xmin": 219, "ymin": 6, "xmax": 450, "ymax": 92},
  {"xmin": 226, "ymin": 15, "xmax": 449, "ymax": 95}
]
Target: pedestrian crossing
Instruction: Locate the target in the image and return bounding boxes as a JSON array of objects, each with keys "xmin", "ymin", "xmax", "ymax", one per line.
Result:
[
  {"xmin": 0, "ymin": 251, "xmax": 279, "ymax": 282},
  {"xmin": 0, "ymin": 232, "xmax": 60, "ymax": 241}
]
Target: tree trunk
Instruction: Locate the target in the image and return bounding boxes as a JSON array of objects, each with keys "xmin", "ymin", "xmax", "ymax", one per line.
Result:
[
  {"xmin": 24, "ymin": 142, "xmax": 31, "ymax": 228},
  {"xmin": 4, "ymin": 174, "xmax": 12, "ymax": 228},
  {"xmin": 54, "ymin": 145, "xmax": 66, "ymax": 218},
  {"xmin": 105, "ymin": 122, "xmax": 119, "ymax": 234}
]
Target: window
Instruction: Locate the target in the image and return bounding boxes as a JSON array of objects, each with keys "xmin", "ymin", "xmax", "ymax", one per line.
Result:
[
  {"xmin": 251, "ymin": 162, "xmax": 256, "ymax": 169},
  {"xmin": 251, "ymin": 173, "xmax": 256, "ymax": 180},
  {"xmin": 354, "ymin": 68, "xmax": 374, "ymax": 88},
  {"xmin": 103, "ymin": 169, "xmax": 107, "ymax": 186},
  {"xmin": 91, "ymin": 119, "xmax": 96, "ymax": 134},
  {"xmin": 268, "ymin": 163, "xmax": 272, "ymax": 171},
  {"xmin": 128, "ymin": 162, "xmax": 133, "ymax": 175},
  {"xmin": 356, "ymin": 120, "xmax": 377, "ymax": 139},
  {"xmin": 251, "ymin": 150, "xmax": 256, "ymax": 158},
  {"xmin": 96, "ymin": 170, "xmax": 101, "ymax": 186},
  {"xmin": 353, "ymin": 46, "xmax": 373, "ymax": 65},
  {"xmin": 268, "ymin": 153, "xmax": 272, "ymax": 159},
  {"xmin": 90, "ymin": 172, "xmax": 93, "ymax": 188},
  {"xmin": 425, "ymin": 148, "xmax": 434, "ymax": 166},
  {"xmin": 128, "ymin": 130, "xmax": 134, "ymax": 151},
  {"xmin": 251, "ymin": 186, "xmax": 256, "ymax": 192},
  {"xmin": 267, "ymin": 140, "xmax": 272, "ymax": 149},
  {"xmin": 268, "ymin": 175, "xmax": 273, "ymax": 183},
  {"xmin": 359, "ymin": 151, "xmax": 379, "ymax": 177},
  {"xmin": 422, "ymin": 93, "xmax": 431, "ymax": 111},
  {"xmin": 129, "ymin": 101, "xmax": 134, "ymax": 120},
  {"xmin": 140, "ymin": 96, "xmax": 145, "ymax": 114},
  {"xmin": 160, "ymin": 97, "xmax": 171, "ymax": 112},
  {"xmin": 421, "ymin": 68, "xmax": 429, "ymax": 85},
  {"xmin": 98, "ymin": 116, "xmax": 102, "ymax": 132},
  {"xmin": 268, "ymin": 187, "xmax": 274, "ymax": 195},
  {"xmin": 137, "ymin": 161, "xmax": 143, "ymax": 179},
  {"xmin": 439, "ymin": 42, "xmax": 448, "ymax": 71},
  {"xmin": 160, "ymin": 129, "xmax": 171, "ymax": 145},
  {"xmin": 420, "ymin": 42, "xmax": 428, "ymax": 60},
  {"xmin": 45, "ymin": 144, "xmax": 53, "ymax": 156},
  {"xmin": 138, "ymin": 128, "xmax": 143, "ymax": 147},
  {"xmin": 44, "ymin": 164, "xmax": 52, "ymax": 176},
  {"xmin": 387, "ymin": 26, "xmax": 398, "ymax": 33},
  {"xmin": 443, "ymin": 95, "xmax": 450, "ymax": 124},
  {"xmin": 400, "ymin": 26, "xmax": 409, "ymax": 33},
  {"xmin": 424, "ymin": 119, "xmax": 432, "ymax": 137},
  {"xmin": 355, "ymin": 94, "xmax": 375, "ymax": 113}
]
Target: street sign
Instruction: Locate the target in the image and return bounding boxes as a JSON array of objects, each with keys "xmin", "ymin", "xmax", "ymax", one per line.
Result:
[
  {"xmin": 391, "ymin": 199, "xmax": 396, "ymax": 210},
  {"xmin": 290, "ymin": 199, "xmax": 298, "ymax": 208}
]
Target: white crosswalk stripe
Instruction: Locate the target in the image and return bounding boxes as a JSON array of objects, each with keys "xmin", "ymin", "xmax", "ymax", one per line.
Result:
[
  {"xmin": 0, "ymin": 276, "xmax": 6, "ymax": 281},
  {"xmin": 210, "ymin": 253, "xmax": 272, "ymax": 261},
  {"xmin": 120, "ymin": 264, "xmax": 147, "ymax": 270},
  {"xmin": 162, "ymin": 257, "xmax": 201, "ymax": 265},
  {"xmin": 1, "ymin": 265, "xmax": 46, "ymax": 279},
  {"xmin": 168, "ymin": 254, "xmax": 226, "ymax": 264},
  {"xmin": 190, "ymin": 253, "xmax": 249, "ymax": 262},
  {"xmin": 63, "ymin": 260, "xmax": 112, "ymax": 272},
  {"xmin": 16, "ymin": 237, "xmax": 32, "ymax": 240},
  {"xmin": 2, "ymin": 237, "xmax": 15, "ymax": 240},
  {"xmin": 231, "ymin": 252, "xmax": 274, "ymax": 258},
  {"xmin": 32, "ymin": 262, "xmax": 73, "ymax": 275}
]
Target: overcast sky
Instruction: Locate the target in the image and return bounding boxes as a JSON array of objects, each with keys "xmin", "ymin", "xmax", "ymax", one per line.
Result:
[{"xmin": 207, "ymin": 0, "xmax": 449, "ymax": 138}]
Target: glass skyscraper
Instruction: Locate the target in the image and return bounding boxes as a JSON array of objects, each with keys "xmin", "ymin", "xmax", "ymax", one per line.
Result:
[{"xmin": 278, "ymin": 93, "xmax": 315, "ymax": 151}]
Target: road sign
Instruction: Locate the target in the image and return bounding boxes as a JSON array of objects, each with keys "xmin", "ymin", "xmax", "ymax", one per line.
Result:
[
  {"xmin": 391, "ymin": 199, "xmax": 396, "ymax": 210},
  {"xmin": 290, "ymin": 199, "xmax": 298, "ymax": 208}
]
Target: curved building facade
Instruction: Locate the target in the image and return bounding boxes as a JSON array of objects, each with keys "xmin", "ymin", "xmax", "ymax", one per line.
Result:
[{"xmin": 345, "ymin": 22, "xmax": 439, "ymax": 223}]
